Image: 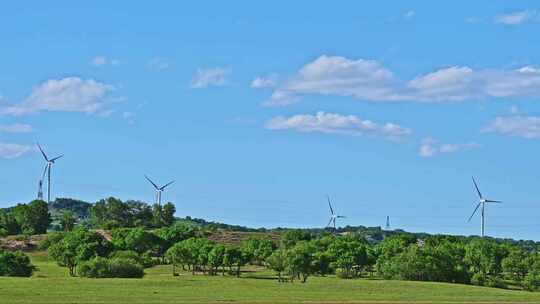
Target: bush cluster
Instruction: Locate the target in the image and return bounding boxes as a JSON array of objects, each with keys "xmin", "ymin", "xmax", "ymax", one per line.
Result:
[
  {"xmin": 0, "ymin": 249, "xmax": 35, "ymax": 277},
  {"xmin": 77, "ymin": 256, "xmax": 144, "ymax": 278}
]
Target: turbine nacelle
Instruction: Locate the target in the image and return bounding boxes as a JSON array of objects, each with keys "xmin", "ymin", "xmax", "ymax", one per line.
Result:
[
  {"xmin": 326, "ymin": 195, "xmax": 345, "ymax": 229},
  {"xmin": 145, "ymin": 175, "xmax": 174, "ymax": 205}
]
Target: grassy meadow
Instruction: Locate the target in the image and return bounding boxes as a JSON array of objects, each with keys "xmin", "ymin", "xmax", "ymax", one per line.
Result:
[{"xmin": 0, "ymin": 252, "xmax": 540, "ymax": 304}]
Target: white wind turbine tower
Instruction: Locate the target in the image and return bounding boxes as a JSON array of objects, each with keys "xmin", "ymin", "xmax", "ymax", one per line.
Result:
[
  {"xmin": 468, "ymin": 177, "xmax": 502, "ymax": 237},
  {"xmin": 37, "ymin": 143, "xmax": 63, "ymax": 203},
  {"xmin": 145, "ymin": 175, "xmax": 175, "ymax": 206},
  {"xmin": 326, "ymin": 195, "xmax": 346, "ymax": 230}
]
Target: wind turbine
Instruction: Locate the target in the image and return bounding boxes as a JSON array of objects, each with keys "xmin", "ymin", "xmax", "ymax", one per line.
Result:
[
  {"xmin": 468, "ymin": 177, "xmax": 502, "ymax": 237},
  {"xmin": 37, "ymin": 143, "xmax": 63, "ymax": 203},
  {"xmin": 326, "ymin": 195, "xmax": 346, "ymax": 230},
  {"xmin": 144, "ymin": 175, "xmax": 175, "ymax": 206}
]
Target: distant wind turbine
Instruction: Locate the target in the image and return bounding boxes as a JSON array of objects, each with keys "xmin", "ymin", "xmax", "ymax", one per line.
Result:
[
  {"xmin": 326, "ymin": 195, "xmax": 346, "ymax": 230},
  {"xmin": 145, "ymin": 175, "xmax": 175, "ymax": 206},
  {"xmin": 468, "ymin": 177, "xmax": 502, "ymax": 237},
  {"xmin": 37, "ymin": 143, "xmax": 63, "ymax": 203}
]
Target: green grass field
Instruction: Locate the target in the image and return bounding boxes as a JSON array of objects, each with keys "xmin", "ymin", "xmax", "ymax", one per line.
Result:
[{"xmin": 1, "ymin": 252, "xmax": 540, "ymax": 304}]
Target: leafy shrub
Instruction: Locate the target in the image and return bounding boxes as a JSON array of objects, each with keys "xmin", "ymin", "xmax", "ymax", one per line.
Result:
[
  {"xmin": 77, "ymin": 256, "xmax": 144, "ymax": 278},
  {"xmin": 470, "ymin": 273, "xmax": 506, "ymax": 289},
  {"xmin": 484, "ymin": 276, "xmax": 507, "ymax": 289},
  {"xmin": 110, "ymin": 250, "xmax": 153, "ymax": 268},
  {"xmin": 109, "ymin": 258, "xmax": 144, "ymax": 278},
  {"xmin": 77, "ymin": 257, "xmax": 110, "ymax": 278},
  {"xmin": 471, "ymin": 272, "xmax": 486, "ymax": 286},
  {"xmin": 48, "ymin": 227, "xmax": 112, "ymax": 276},
  {"xmin": 111, "ymin": 228, "xmax": 165, "ymax": 256},
  {"xmin": 39, "ymin": 232, "xmax": 65, "ymax": 250},
  {"xmin": 524, "ymin": 272, "xmax": 540, "ymax": 291},
  {"xmin": 0, "ymin": 250, "xmax": 35, "ymax": 277},
  {"xmin": 336, "ymin": 267, "xmax": 355, "ymax": 279}
]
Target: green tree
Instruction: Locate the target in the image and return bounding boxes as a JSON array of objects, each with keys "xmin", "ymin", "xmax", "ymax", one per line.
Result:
[
  {"xmin": 0, "ymin": 210, "xmax": 21, "ymax": 235},
  {"xmin": 327, "ymin": 236, "xmax": 368, "ymax": 278},
  {"xmin": 464, "ymin": 239, "xmax": 508, "ymax": 286},
  {"xmin": 166, "ymin": 240, "xmax": 196, "ymax": 275},
  {"xmin": 60, "ymin": 211, "xmax": 76, "ymax": 231},
  {"xmin": 126, "ymin": 200, "xmax": 153, "ymax": 227},
  {"xmin": 161, "ymin": 202, "xmax": 176, "ymax": 227},
  {"xmin": 48, "ymin": 227, "xmax": 112, "ymax": 276},
  {"xmin": 285, "ymin": 241, "xmax": 316, "ymax": 283},
  {"xmin": 195, "ymin": 238, "xmax": 215, "ymax": 274},
  {"xmin": 502, "ymin": 248, "xmax": 530, "ymax": 282},
  {"xmin": 266, "ymin": 249, "xmax": 287, "ymax": 282},
  {"xmin": 208, "ymin": 244, "xmax": 226, "ymax": 275},
  {"xmin": 524, "ymin": 271, "xmax": 540, "ymax": 291},
  {"xmin": 375, "ymin": 234, "xmax": 417, "ymax": 276},
  {"xmin": 241, "ymin": 237, "xmax": 276, "ymax": 265},
  {"xmin": 281, "ymin": 230, "xmax": 312, "ymax": 249},
  {"xmin": 91, "ymin": 197, "xmax": 132, "ymax": 229},
  {"xmin": 13, "ymin": 200, "xmax": 51, "ymax": 235},
  {"xmin": 223, "ymin": 245, "xmax": 247, "ymax": 277},
  {"xmin": 111, "ymin": 228, "xmax": 165, "ymax": 256},
  {"xmin": 156, "ymin": 223, "xmax": 198, "ymax": 249}
]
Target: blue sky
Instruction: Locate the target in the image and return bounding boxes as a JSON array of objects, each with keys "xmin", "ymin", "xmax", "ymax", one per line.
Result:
[{"xmin": 1, "ymin": 1, "xmax": 540, "ymax": 240}]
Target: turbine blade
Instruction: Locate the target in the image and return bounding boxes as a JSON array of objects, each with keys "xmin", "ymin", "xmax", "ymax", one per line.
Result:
[
  {"xmin": 36, "ymin": 143, "xmax": 49, "ymax": 161},
  {"xmin": 327, "ymin": 195, "xmax": 334, "ymax": 215},
  {"xmin": 338, "ymin": 216, "xmax": 346, "ymax": 218},
  {"xmin": 144, "ymin": 175, "xmax": 159, "ymax": 190},
  {"xmin": 468, "ymin": 202, "xmax": 481, "ymax": 222},
  {"xmin": 50, "ymin": 155, "xmax": 64, "ymax": 162},
  {"xmin": 41, "ymin": 163, "xmax": 48, "ymax": 180},
  {"xmin": 326, "ymin": 218, "xmax": 333, "ymax": 228},
  {"xmin": 160, "ymin": 180, "xmax": 175, "ymax": 190},
  {"xmin": 472, "ymin": 176, "xmax": 483, "ymax": 199},
  {"xmin": 486, "ymin": 200, "xmax": 502, "ymax": 203}
]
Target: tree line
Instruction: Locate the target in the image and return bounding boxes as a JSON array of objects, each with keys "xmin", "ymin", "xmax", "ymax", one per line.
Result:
[
  {"xmin": 2, "ymin": 198, "xmax": 540, "ymax": 291},
  {"xmin": 25, "ymin": 226, "xmax": 540, "ymax": 290},
  {"xmin": 0, "ymin": 197, "xmax": 176, "ymax": 237}
]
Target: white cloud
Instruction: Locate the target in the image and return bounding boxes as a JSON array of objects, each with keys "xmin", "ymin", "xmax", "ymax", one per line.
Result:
[
  {"xmin": 465, "ymin": 17, "xmax": 482, "ymax": 23},
  {"xmin": 265, "ymin": 55, "xmax": 396, "ymax": 106},
  {"xmin": 509, "ymin": 106, "xmax": 520, "ymax": 114},
  {"xmin": 91, "ymin": 56, "xmax": 120, "ymax": 67},
  {"xmin": 404, "ymin": 10, "xmax": 415, "ymax": 19},
  {"xmin": 147, "ymin": 57, "xmax": 171, "ymax": 71},
  {"xmin": 419, "ymin": 137, "xmax": 480, "ymax": 158},
  {"xmin": 407, "ymin": 66, "xmax": 477, "ymax": 101},
  {"xmin": 91, "ymin": 56, "xmax": 107, "ymax": 66},
  {"xmin": 483, "ymin": 116, "xmax": 540, "ymax": 139},
  {"xmin": 251, "ymin": 75, "xmax": 277, "ymax": 88},
  {"xmin": 191, "ymin": 67, "xmax": 230, "ymax": 88},
  {"xmin": 0, "ymin": 142, "xmax": 32, "ymax": 159},
  {"xmin": 263, "ymin": 55, "xmax": 540, "ymax": 106},
  {"xmin": 0, "ymin": 77, "xmax": 115, "ymax": 116},
  {"xmin": 122, "ymin": 111, "xmax": 135, "ymax": 124},
  {"xmin": 0, "ymin": 123, "xmax": 33, "ymax": 133},
  {"xmin": 265, "ymin": 111, "xmax": 411, "ymax": 139},
  {"xmin": 494, "ymin": 10, "xmax": 538, "ymax": 25}
]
